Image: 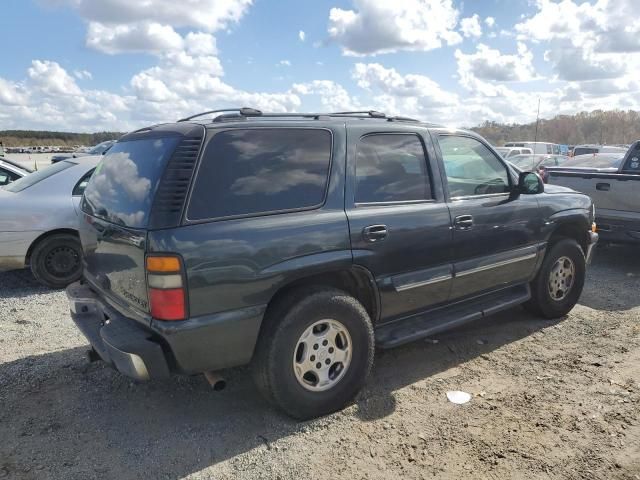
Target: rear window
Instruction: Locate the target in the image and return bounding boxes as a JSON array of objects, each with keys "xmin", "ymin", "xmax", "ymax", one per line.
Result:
[
  {"xmin": 3, "ymin": 161, "xmax": 73, "ymax": 192},
  {"xmin": 187, "ymin": 129, "xmax": 332, "ymax": 221},
  {"xmin": 82, "ymin": 137, "xmax": 180, "ymax": 228}
]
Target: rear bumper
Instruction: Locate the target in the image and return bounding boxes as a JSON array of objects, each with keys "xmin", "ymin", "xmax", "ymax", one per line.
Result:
[
  {"xmin": 67, "ymin": 282, "xmax": 170, "ymax": 381},
  {"xmin": 66, "ymin": 281, "xmax": 264, "ymax": 380}
]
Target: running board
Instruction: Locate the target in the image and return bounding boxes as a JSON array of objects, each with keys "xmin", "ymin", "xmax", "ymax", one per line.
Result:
[{"xmin": 375, "ymin": 284, "xmax": 531, "ymax": 349}]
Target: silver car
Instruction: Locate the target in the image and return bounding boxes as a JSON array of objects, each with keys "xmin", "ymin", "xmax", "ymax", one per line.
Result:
[{"xmin": 0, "ymin": 157, "xmax": 100, "ymax": 288}]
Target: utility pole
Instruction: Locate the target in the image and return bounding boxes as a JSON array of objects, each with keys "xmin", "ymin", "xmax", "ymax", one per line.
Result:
[{"xmin": 534, "ymin": 98, "xmax": 540, "ymax": 144}]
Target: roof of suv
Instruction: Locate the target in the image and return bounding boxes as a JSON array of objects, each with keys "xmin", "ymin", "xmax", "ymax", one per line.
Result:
[{"xmin": 119, "ymin": 108, "xmax": 451, "ymax": 142}]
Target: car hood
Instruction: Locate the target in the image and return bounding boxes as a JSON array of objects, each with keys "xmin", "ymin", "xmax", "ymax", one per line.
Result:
[{"xmin": 544, "ymin": 183, "xmax": 576, "ymax": 194}]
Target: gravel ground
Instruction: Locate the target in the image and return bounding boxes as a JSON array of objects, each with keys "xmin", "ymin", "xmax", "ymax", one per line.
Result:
[
  {"xmin": 5, "ymin": 154, "xmax": 54, "ymax": 171},
  {"xmin": 0, "ymin": 244, "xmax": 638, "ymax": 479}
]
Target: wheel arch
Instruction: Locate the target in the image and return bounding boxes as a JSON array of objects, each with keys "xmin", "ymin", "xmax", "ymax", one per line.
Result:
[{"xmin": 547, "ymin": 211, "xmax": 591, "ymax": 254}]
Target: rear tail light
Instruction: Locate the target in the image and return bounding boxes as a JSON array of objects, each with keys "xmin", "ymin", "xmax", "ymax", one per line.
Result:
[{"xmin": 146, "ymin": 255, "xmax": 186, "ymax": 321}]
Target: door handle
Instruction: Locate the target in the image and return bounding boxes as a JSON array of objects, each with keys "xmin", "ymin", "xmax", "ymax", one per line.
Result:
[
  {"xmin": 596, "ymin": 182, "xmax": 610, "ymax": 191},
  {"xmin": 454, "ymin": 215, "xmax": 474, "ymax": 230},
  {"xmin": 362, "ymin": 224, "xmax": 388, "ymax": 242}
]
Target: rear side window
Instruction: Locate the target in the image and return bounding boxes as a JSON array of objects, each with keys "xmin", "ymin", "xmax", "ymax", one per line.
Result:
[
  {"xmin": 187, "ymin": 129, "xmax": 332, "ymax": 220},
  {"xmin": 355, "ymin": 134, "xmax": 432, "ymax": 203},
  {"xmin": 82, "ymin": 137, "xmax": 180, "ymax": 228},
  {"xmin": 573, "ymin": 147, "xmax": 598, "ymax": 156}
]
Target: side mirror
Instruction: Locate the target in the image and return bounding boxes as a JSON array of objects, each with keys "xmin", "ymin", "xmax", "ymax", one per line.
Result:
[{"xmin": 517, "ymin": 171, "xmax": 544, "ymax": 194}]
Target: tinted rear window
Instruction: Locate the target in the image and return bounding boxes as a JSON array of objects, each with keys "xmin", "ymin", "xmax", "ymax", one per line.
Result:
[
  {"xmin": 3, "ymin": 161, "xmax": 73, "ymax": 192},
  {"xmin": 187, "ymin": 129, "xmax": 332, "ymax": 220},
  {"xmin": 82, "ymin": 137, "xmax": 180, "ymax": 228}
]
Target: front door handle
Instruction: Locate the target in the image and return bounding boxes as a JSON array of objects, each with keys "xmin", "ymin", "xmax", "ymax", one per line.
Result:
[
  {"xmin": 454, "ymin": 215, "xmax": 474, "ymax": 230},
  {"xmin": 362, "ymin": 224, "xmax": 388, "ymax": 242},
  {"xmin": 596, "ymin": 182, "xmax": 610, "ymax": 191}
]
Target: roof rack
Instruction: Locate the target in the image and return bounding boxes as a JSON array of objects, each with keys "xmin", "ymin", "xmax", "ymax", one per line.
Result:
[
  {"xmin": 178, "ymin": 107, "xmax": 422, "ymax": 124},
  {"xmin": 178, "ymin": 107, "xmax": 263, "ymax": 122},
  {"xmin": 332, "ymin": 110, "xmax": 386, "ymax": 118}
]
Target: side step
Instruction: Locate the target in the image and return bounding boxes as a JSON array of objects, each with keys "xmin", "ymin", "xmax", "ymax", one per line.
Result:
[{"xmin": 375, "ymin": 284, "xmax": 531, "ymax": 349}]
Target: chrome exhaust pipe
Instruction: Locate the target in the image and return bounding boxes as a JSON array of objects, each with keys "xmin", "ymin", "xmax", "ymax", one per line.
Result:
[{"xmin": 204, "ymin": 371, "xmax": 227, "ymax": 391}]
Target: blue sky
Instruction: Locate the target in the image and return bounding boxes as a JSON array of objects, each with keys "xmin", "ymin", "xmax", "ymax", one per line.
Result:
[{"xmin": 0, "ymin": 0, "xmax": 638, "ymax": 131}]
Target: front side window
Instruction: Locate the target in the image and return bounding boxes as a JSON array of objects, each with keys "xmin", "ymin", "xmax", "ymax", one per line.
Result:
[
  {"xmin": 0, "ymin": 167, "xmax": 19, "ymax": 186},
  {"xmin": 355, "ymin": 134, "xmax": 432, "ymax": 203},
  {"xmin": 438, "ymin": 135, "xmax": 510, "ymax": 197},
  {"xmin": 187, "ymin": 129, "xmax": 332, "ymax": 220}
]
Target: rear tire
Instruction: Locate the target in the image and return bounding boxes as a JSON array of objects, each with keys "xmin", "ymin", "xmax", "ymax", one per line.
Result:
[
  {"xmin": 252, "ymin": 287, "xmax": 375, "ymax": 420},
  {"xmin": 30, "ymin": 234, "xmax": 83, "ymax": 289},
  {"xmin": 524, "ymin": 238, "xmax": 585, "ymax": 319}
]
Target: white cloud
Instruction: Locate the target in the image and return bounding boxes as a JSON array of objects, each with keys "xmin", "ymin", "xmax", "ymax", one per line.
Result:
[
  {"xmin": 352, "ymin": 63, "xmax": 458, "ymax": 108},
  {"xmin": 327, "ymin": 0, "xmax": 462, "ymax": 56},
  {"xmin": 278, "ymin": 60, "xmax": 292, "ymax": 67},
  {"xmin": 485, "ymin": 17, "xmax": 495, "ymax": 28},
  {"xmin": 27, "ymin": 60, "xmax": 83, "ymax": 96},
  {"xmin": 460, "ymin": 14, "xmax": 482, "ymax": 38},
  {"xmin": 455, "ymin": 43, "xmax": 536, "ymax": 88},
  {"xmin": 44, "ymin": 0, "xmax": 253, "ymax": 32},
  {"xmin": 299, "ymin": 30, "xmax": 306, "ymax": 42},
  {"xmin": 86, "ymin": 22, "xmax": 184, "ymax": 54},
  {"xmin": 292, "ymin": 80, "xmax": 360, "ymax": 111},
  {"xmin": 73, "ymin": 69, "xmax": 92, "ymax": 80}
]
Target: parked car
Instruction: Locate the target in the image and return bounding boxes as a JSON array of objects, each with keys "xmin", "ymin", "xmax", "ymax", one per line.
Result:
[
  {"xmin": 494, "ymin": 147, "xmax": 533, "ymax": 158},
  {"xmin": 509, "ymin": 154, "xmax": 569, "ymax": 182},
  {"xmin": 504, "ymin": 141, "xmax": 561, "ymax": 155},
  {"xmin": 571, "ymin": 144, "xmax": 627, "ymax": 157},
  {"xmin": 0, "ymin": 157, "xmax": 33, "ymax": 185},
  {"xmin": 67, "ymin": 109, "xmax": 597, "ymax": 420},
  {"xmin": 0, "ymin": 157, "xmax": 100, "ymax": 287},
  {"xmin": 51, "ymin": 140, "xmax": 115, "ymax": 163},
  {"xmin": 547, "ymin": 142, "xmax": 639, "ymax": 245}
]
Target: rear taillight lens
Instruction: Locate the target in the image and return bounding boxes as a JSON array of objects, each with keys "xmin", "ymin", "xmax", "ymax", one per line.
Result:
[{"xmin": 146, "ymin": 255, "xmax": 186, "ymax": 321}]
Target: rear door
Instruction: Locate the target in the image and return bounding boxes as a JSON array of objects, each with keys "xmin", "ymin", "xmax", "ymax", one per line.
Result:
[
  {"xmin": 345, "ymin": 125, "xmax": 453, "ymax": 322},
  {"xmin": 434, "ymin": 133, "xmax": 543, "ymax": 300}
]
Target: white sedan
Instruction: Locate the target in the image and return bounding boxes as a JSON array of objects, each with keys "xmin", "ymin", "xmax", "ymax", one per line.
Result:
[{"xmin": 0, "ymin": 156, "xmax": 100, "ymax": 288}]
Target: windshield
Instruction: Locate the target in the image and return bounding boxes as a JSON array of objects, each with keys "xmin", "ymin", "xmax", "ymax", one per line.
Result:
[
  {"xmin": 3, "ymin": 161, "xmax": 73, "ymax": 192},
  {"xmin": 510, "ymin": 155, "xmax": 542, "ymax": 170},
  {"xmin": 88, "ymin": 141, "xmax": 114, "ymax": 155},
  {"xmin": 82, "ymin": 136, "xmax": 180, "ymax": 228}
]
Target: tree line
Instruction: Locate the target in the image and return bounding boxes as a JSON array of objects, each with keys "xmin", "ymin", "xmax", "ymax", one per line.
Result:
[
  {"xmin": 0, "ymin": 130, "xmax": 123, "ymax": 147},
  {"xmin": 471, "ymin": 110, "xmax": 640, "ymax": 146},
  {"xmin": 2, "ymin": 109, "xmax": 640, "ymax": 148}
]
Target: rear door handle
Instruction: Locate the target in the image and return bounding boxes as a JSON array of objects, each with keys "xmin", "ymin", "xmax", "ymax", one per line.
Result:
[
  {"xmin": 454, "ymin": 215, "xmax": 474, "ymax": 230},
  {"xmin": 596, "ymin": 182, "xmax": 610, "ymax": 191},
  {"xmin": 362, "ymin": 224, "xmax": 388, "ymax": 242}
]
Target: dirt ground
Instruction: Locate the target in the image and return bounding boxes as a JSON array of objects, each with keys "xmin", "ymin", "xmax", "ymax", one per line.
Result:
[{"xmin": 0, "ymin": 244, "xmax": 638, "ymax": 480}]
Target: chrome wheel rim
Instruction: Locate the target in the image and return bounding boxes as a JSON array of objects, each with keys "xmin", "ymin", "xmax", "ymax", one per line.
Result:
[
  {"xmin": 292, "ymin": 319, "xmax": 352, "ymax": 392},
  {"xmin": 548, "ymin": 256, "xmax": 575, "ymax": 301}
]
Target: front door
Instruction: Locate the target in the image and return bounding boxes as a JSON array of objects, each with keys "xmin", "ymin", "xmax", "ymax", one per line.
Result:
[
  {"xmin": 434, "ymin": 134, "xmax": 543, "ymax": 300},
  {"xmin": 346, "ymin": 127, "xmax": 454, "ymax": 322}
]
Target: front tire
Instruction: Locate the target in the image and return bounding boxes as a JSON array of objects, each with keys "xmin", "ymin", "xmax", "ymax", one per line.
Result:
[
  {"xmin": 30, "ymin": 234, "xmax": 83, "ymax": 289},
  {"xmin": 524, "ymin": 238, "xmax": 586, "ymax": 319},
  {"xmin": 252, "ymin": 288, "xmax": 375, "ymax": 420}
]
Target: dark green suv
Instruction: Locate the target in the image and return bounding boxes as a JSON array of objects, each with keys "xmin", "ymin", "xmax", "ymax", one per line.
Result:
[{"xmin": 67, "ymin": 108, "xmax": 598, "ymax": 419}]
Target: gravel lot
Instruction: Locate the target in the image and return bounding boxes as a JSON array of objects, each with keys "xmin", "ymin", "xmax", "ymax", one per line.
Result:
[
  {"xmin": 5, "ymin": 153, "xmax": 55, "ymax": 171},
  {"xmin": 0, "ymin": 244, "xmax": 638, "ymax": 479}
]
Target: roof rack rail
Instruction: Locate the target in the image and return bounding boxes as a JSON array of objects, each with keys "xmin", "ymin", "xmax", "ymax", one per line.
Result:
[
  {"xmin": 331, "ymin": 110, "xmax": 386, "ymax": 118},
  {"xmin": 387, "ymin": 115, "xmax": 420, "ymax": 123},
  {"xmin": 178, "ymin": 107, "xmax": 262, "ymax": 122},
  {"xmin": 213, "ymin": 112, "xmax": 331, "ymax": 122}
]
